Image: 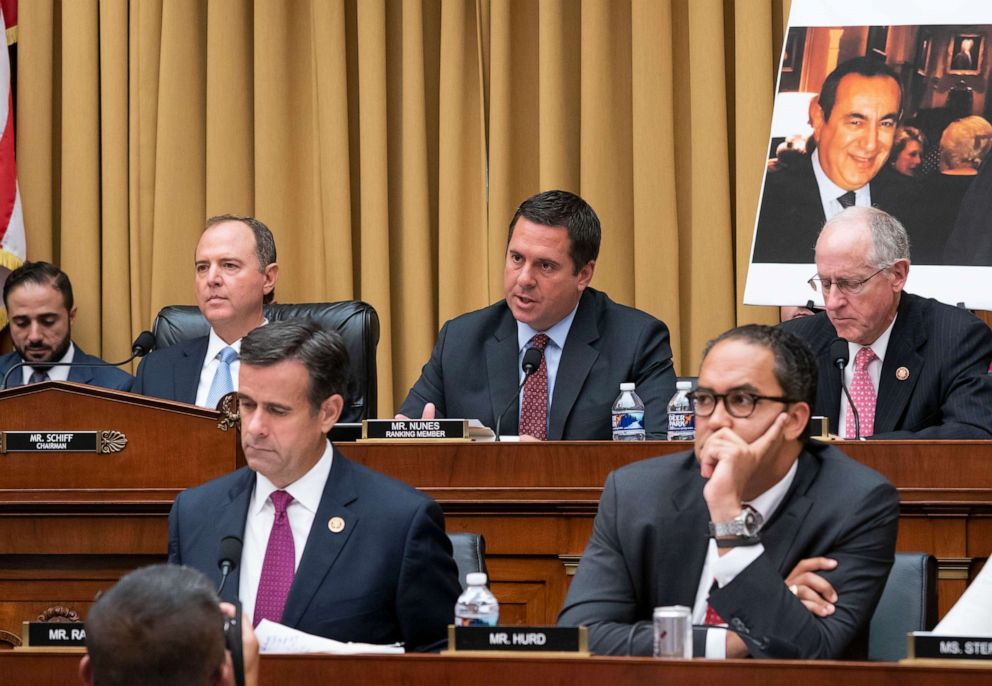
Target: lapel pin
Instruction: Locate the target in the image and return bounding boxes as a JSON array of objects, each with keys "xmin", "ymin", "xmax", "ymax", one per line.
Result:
[
  {"xmin": 895, "ymin": 367, "xmax": 909, "ymax": 381},
  {"xmin": 328, "ymin": 516, "xmax": 346, "ymax": 533}
]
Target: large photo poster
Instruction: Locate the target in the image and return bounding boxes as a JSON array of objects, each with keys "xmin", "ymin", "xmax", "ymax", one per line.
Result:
[{"xmin": 744, "ymin": 1, "xmax": 992, "ymax": 309}]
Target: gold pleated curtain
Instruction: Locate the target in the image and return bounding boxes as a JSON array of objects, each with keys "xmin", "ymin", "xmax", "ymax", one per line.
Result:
[{"xmin": 16, "ymin": 0, "xmax": 788, "ymax": 415}]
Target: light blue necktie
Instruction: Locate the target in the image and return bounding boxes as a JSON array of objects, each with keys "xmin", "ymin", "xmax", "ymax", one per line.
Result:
[{"xmin": 205, "ymin": 346, "xmax": 238, "ymax": 408}]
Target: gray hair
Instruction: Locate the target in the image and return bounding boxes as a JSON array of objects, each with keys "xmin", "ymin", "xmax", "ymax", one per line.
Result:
[
  {"xmin": 822, "ymin": 206, "xmax": 910, "ymax": 268},
  {"xmin": 940, "ymin": 116, "xmax": 992, "ymax": 171}
]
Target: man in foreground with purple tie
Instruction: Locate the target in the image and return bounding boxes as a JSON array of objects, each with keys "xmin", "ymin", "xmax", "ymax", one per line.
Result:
[
  {"xmin": 781, "ymin": 206, "xmax": 992, "ymax": 438},
  {"xmin": 168, "ymin": 320, "xmax": 462, "ymax": 650}
]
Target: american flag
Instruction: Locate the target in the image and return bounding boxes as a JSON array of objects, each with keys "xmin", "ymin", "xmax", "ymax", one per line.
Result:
[{"xmin": 0, "ymin": 0, "xmax": 21, "ymax": 329}]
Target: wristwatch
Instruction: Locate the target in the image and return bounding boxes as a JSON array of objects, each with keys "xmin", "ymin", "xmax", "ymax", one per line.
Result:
[{"xmin": 708, "ymin": 508, "xmax": 763, "ymax": 547}]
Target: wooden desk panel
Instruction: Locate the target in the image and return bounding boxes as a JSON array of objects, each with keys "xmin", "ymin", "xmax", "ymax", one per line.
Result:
[
  {"xmin": 340, "ymin": 440, "xmax": 992, "ymax": 622},
  {"xmin": 2, "ymin": 651, "xmax": 991, "ymax": 686}
]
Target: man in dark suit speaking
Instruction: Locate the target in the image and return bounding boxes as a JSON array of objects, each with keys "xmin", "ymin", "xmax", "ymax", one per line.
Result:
[
  {"xmin": 782, "ymin": 206, "xmax": 992, "ymax": 438},
  {"xmin": 132, "ymin": 214, "xmax": 278, "ymax": 407},
  {"xmin": 397, "ymin": 190, "xmax": 677, "ymax": 439},
  {"xmin": 558, "ymin": 325, "xmax": 898, "ymax": 659},
  {"xmin": 752, "ymin": 57, "xmax": 911, "ymax": 264},
  {"xmin": 169, "ymin": 321, "xmax": 462, "ymax": 651},
  {"xmin": 1, "ymin": 261, "xmax": 132, "ymax": 390}
]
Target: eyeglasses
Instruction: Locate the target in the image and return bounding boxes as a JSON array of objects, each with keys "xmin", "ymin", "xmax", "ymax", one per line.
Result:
[
  {"xmin": 807, "ymin": 268, "xmax": 885, "ymax": 296},
  {"xmin": 687, "ymin": 390, "xmax": 799, "ymax": 419}
]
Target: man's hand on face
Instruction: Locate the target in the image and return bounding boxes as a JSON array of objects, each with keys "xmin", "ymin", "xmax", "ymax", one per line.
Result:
[
  {"xmin": 698, "ymin": 413, "xmax": 789, "ymax": 521},
  {"xmin": 786, "ymin": 557, "xmax": 839, "ymax": 618}
]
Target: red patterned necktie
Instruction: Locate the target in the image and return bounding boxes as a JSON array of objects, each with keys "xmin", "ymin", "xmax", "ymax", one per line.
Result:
[
  {"xmin": 518, "ymin": 334, "xmax": 550, "ymax": 440},
  {"xmin": 253, "ymin": 490, "xmax": 295, "ymax": 627},
  {"xmin": 846, "ymin": 346, "xmax": 877, "ymax": 438}
]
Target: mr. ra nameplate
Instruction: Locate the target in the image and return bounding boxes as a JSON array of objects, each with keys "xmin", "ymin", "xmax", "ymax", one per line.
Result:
[{"xmin": 362, "ymin": 419, "xmax": 468, "ymax": 441}]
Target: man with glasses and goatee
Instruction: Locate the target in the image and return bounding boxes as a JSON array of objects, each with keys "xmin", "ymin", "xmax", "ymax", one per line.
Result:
[
  {"xmin": 782, "ymin": 206, "xmax": 992, "ymax": 439},
  {"xmin": 558, "ymin": 325, "xmax": 898, "ymax": 660}
]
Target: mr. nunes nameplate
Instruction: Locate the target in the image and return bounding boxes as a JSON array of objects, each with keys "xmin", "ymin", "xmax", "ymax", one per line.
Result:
[
  {"xmin": 362, "ymin": 419, "xmax": 468, "ymax": 440},
  {"xmin": 0, "ymin": 431, "xmax": 128, "ymax": 454}
]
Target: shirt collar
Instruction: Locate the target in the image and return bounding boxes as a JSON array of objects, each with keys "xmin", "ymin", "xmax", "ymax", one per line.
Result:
[
  {"xmin": 206, "ymin": 319, "xmax": 268, "ymax": 361},
  {"xmin": 516, "ymin": 302, "xmax": 579, "ymax": 352},
  {"xmin": 847, "ymin": 312, "xmax": 897, "ymax": 366},
  {"xmin": 24, "ymin": 342, "xmax": 75, "ymax": 379},
  {"xmin": 251, "ymin": 440, "xmax": 333, "ymax": 515},
  {"xmin": 812, "ymin": 148, "xmax": 869, "ymax": 210},
  {"xmin": 746, "ymin": 458, "xmax": 799, "ymax": 526}
]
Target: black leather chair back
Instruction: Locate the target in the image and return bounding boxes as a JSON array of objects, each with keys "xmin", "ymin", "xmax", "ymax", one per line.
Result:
[
  {"xmin": 448, "ymin": 532, "xmax": 488, "ymax": 591},
  {"xmin": 151, "ymin": 302, "xmax": 379, "ymax": 421},
  {"xmin": 868, "ymin": 552, "xmax": 938, "ymax": 661}
]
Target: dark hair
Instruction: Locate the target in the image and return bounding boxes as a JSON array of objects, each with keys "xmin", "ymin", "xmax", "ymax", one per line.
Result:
[
  {"xmin": 84, "ymin": 565, "xmax": 225, "ymax": 686},
  {"xmin": 702, "ymin": 324, "xmax": 818, "ymax": 409},
  {"xmin": 240, "ymin": 319, "xmax": 351, "ymax": 412},
  {"xmin": 507, "ymin": 190, "xmax": 601, "ymax": 272},
  {"xmin": 818, "ymin": 57, "xmax": 902, "ymax": 123},
  {"xmin": 2, "ymin": 261, "xmax": 74, "ymax": 311},
  {"xmin": 204, "ymin": 214, "xmax": 277, "ymax": 304}
]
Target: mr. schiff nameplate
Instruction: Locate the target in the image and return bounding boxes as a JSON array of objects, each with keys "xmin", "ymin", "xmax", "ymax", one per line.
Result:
[
  {"xmin": 0, "ymin": 430, "xmax": 128, "ymax": 454},
  {"xmin": 362, "ymin": 419, "xmax": 469, "ymax": 441}
]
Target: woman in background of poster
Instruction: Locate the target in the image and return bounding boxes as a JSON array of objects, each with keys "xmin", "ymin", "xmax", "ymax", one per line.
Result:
[
  {"xmin": 889, "ymin": 127, "xmax": 926, "ymax": 178},
  {"xmin": 908, "ymin": 116, "xmax": 992, "ymax": 264}
]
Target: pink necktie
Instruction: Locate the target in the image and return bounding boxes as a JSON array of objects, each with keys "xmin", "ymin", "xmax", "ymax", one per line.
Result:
[
  {"xmin": 253, "ymin": 490, "xmax": 295, "ymax": 627},
  {"xmin": 518, "ymin": 334, "xmax": 550, "ymax": 440},
  {"xmin": 846, "ymin": 347, "xmax": 877, "ymax": 438}
]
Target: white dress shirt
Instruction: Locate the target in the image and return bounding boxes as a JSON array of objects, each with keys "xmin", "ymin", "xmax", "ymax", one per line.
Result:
[
  {"xmin": 238, "ymin": 441, "xmax": 334, "ymax": 626},
  {"xmin": 515, "ymin": 303, "xmax": 579, "ymax": 432},
  {"xmin": 692, "ymin": 459, "xmax": 799, "ymax": 658},
  {"xmin": 837, "ymin": 315, "xmax": 897, "ymax": 439},
  {"xmin": 812, "ymin": 149, "xmax": 872, "ymax": 219},
  {"xmin": 21, "ymin": 342, "xmax": 75, "ymax": 384}
]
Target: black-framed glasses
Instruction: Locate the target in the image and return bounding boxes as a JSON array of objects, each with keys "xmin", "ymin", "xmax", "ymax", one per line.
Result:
[
  {"xmin": 807, "ymin": 268, "xmax": 885, "ymax": 296},
  {"xmin": 687, "ymin": 390, "xmax": 799, "ymax": 419}
]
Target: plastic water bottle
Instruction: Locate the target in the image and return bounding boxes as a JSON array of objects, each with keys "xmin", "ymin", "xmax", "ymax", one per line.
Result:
[
  {"xmin": 455, "ymin": 572, "xmax": 499, "ymax": 626},
  {"xmin": 667, "ymin": 380, "xmax": 695, "ymax": 441},
  {"xmin": 612, "ymin": 382, "xmax": 646, "ymax": 441}
]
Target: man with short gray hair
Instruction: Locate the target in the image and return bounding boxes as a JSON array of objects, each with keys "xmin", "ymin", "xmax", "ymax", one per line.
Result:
[{"xmin": 781, "ymin": 206, "xmax": 992, "ymax": 438}]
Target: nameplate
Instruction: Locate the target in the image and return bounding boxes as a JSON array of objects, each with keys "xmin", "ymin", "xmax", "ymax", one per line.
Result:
[
  {"xmin": 0, "ymin": 431, "xmax": 128, "ymax": 454},
  {"xmin": 22, "ymin": 621, "xmax": 87, "ymax": 647},
  {"xmin": 909, "ymin": 632, "xmax": 992, "ymax": 661},
  {"xmin": 362, "ymin": 419, "xmax": 468, "ymax": 441},
  {"xmin": 446, "ymin": 626, "xmax": 588, "ymax": 654}
]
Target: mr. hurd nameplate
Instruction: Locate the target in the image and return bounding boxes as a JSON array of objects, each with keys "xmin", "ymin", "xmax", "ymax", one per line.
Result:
[{"xmin": 362, "ymin": 419, "xmax": 468, "ymax": 441}]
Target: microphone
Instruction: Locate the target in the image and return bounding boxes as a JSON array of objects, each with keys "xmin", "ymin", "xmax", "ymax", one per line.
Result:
[
  {"xmin": 217, "ymin": 536, "xmax": 243, "ymax": 596},
  {"xmin": 494, "ymin": 347, "xmax": 544, "ymax": 441},
  {"xmin": 830, "ymin": 338, "xmax": 859, "ymax": 440},
  {"xmin": 2, "ymin": 330, "xmax": 156, "ymax": 389}
]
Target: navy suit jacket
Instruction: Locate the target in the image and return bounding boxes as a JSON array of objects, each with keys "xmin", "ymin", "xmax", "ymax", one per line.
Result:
[
  {"xmin": 168, "ymin": 450, "xmax": 462, "ymax": 651},
  {"xmin": 397, "ymin": 288, "xmax": 677, "ymax": 439},
  {"xmin": 131, "ymin": 336, "xmax": 208, "ymax": 403},
  {"xmin": 557, "ymin": 443, "xmax": 899, "ymax": 659},
  {"xmin": 0, "ymin": 346, "xmax": 132, "ymax": 390},
  {"xmin": 751, "ymin": 155, "xmax": 913, "ymax": 263},
  {"xmin": 780, "ymin": 292, "xmax": 992, "ymax": 438}
]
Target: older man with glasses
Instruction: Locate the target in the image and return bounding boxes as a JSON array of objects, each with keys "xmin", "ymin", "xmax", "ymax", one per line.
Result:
[
  {"xmin": 557, "ymin": 324, "xmax": 899, "ymax": 659},
  {"xmin": 781, "ymin": 206, "xmax": 992, "ymax": 438}
]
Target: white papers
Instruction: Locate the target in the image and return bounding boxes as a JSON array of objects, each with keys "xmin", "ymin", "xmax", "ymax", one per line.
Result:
[{"xmin": 254, "ymin": 619, "xmax": 405, "ymax": 655}]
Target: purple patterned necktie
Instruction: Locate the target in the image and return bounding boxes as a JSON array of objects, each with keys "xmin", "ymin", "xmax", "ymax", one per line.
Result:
[
  {"xmin": 253, "ymin": 490, "xmax": 295, "ymax": 627},
  {"xmin": 28, "ymin": 369, "xmax": 50, "ymax": 384},
  {"xmin": 519, "ymin": 334, "xmax": 550, "ymax": 440}
]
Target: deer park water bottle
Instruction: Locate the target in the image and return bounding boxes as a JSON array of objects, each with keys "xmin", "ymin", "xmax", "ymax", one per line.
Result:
[{"xmin": 667, "ymin": 380, "xmax": 695, "ymax": 441}]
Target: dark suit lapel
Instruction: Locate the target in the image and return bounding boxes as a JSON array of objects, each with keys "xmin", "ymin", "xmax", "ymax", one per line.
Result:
[
  {"xmin": 281, "ymin": 452, "xmax": 360, "ymax": 628},
  {"xmin": 666, "ymin": 467, "xmax": 713, "ymax": 603},
  {"xmin": 485, "ymin": 309, "xmax": 521, "ymax": 434},
  {"xmin": 759, "ymin": 451, "xmax": 819, "ymax": 572},
  {"xmin": 0, "ymin": 353, "xmax": 24, "ymax": 388},
  {"xmin": 548, "ymin": 292, "xmax": 600, "ymax": 440},
  {"xmin": 800, "ymin": 317, "xmax": 843, "ymax": 433},
  {"xmin": 875, "ymin": 296, "xmax": 924, "ymax": 434},
  {"xmin": 179, "ymin": 337, "xmax": 210, "ymax": 403},
  {"xmin": 215, "ymin": 470, "xmax": 256, "ymax": 603},
  {"xmin": 67, "ymin": 348, "xmax": 96, "ymax": 385}
]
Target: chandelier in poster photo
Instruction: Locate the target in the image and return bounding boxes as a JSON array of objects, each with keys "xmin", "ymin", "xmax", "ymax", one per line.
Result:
[{"xmin": 744, "ymin": 1, "xmax": 992, "ymax": 309}]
